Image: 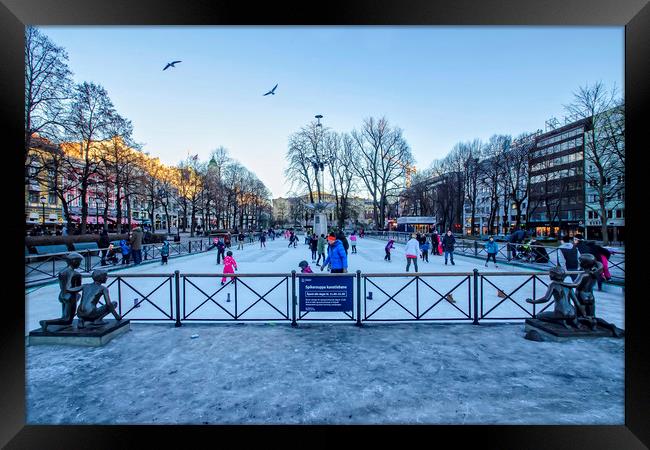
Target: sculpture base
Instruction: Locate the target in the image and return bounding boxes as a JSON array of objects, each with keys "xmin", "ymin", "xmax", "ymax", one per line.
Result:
[
  {"xmin": 28, "ymin": 319, "xmax": 131, "ymax": 347},
  {"xmin": 524, "ymin": 318, "xmax": 624, "ymax": 342}
]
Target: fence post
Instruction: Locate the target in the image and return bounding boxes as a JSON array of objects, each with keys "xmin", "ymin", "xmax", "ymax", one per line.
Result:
[
  {"xmin": 472, "ymin": 269, "xmax": 479, "ymax": 325},
  {"xmin": 144, "ymin": 246, "xmax": 148, "ymax": 261},
  {"xmin": 474, "ymin": 241, "xmax": 478, "ymax": 256},
  {"xmin": 200, "ymin": 239, "xmax": 203, "ymax": 252},
  {"xmin": 174, "ymin": 270, "xmax": 182, "ymax": 327},
  {"xmin": 506, "ymin": 244, "xmax": 511, "ymax": 261},
  {"xmin": 85, "ymin": 251, "xmax": 91, "ymax": 272},
  {"xmin": 355, "ymin": 270, "xmax": 362, "ymax": 327},
  {"xmin": 291, "ymin": 270, "xmax": 298, "ymax": 327},
  {"xmin": 188, "ymin": 241, "xmax": 192, "ymax": 254}
]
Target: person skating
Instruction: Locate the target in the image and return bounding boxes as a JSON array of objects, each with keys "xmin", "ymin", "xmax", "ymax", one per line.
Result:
[
  {"xmin": 119, "ymin": 239, "xmax": 131, "ymax": 265},
  {"xmin": 237, "ymin": 231, "xmax": 245, "ymax": 250},
  {"xmin": 298, "ymin": 260, "xmax": 314, "ymax": 273},
  {"xmin": 421, "ymin": 239, "xmax": 430, "ymax": 263},
  {"xmin": 160, "ymin": 240, "xmax": 170, "ymax": 265},
  {"xmin": 321, "ymin": 233, "xmax": 348, "ymax": 273},
  {"xmin": 405, "ymin": 233, "xmax": 421, "ymax": 272},
  {"xmin": 309, "ymin": 234, "xmax": 318, "ymax": 262},
  {"xmin": 442, "ymin": 230, "xmax": 456, "ymax": 265},
  {"xmin": 216, "ymin": 238, "xmax": 226, "ymax": 264},
  {"xmin": 349, "ymin": 232, "xmax": 358, "ymax": 254},
  {"xmin": 559, "ymin": 235, "xmax": 580, "ymax": 281},
  {"xmin": 260, "ymin": 232, "xmax": 267, "ymax": 248},
  {"xmin": 431, "ymin": 231, "xmax": 440, "ymax": 256},
  {"xmin": 336, "ymin": 229, "xmax": 349, "ymax": 255},
  {"xmin": 221, "ymin": 251, "xmax": 238, "ymax": 285},
  {"xmin": 484, "ymin": 235, "xmax": 499, "ymax": 268},
  {"xmin": 99, "ymin": 229, "xmax": 110, "ymax": 265},
  {"xmin": 316, "ymin": 234, "xmax": 327, "ymax": 266},
  {"xmin": 384, "ymin": 239, "xmax": 395, "ymax": 262}
]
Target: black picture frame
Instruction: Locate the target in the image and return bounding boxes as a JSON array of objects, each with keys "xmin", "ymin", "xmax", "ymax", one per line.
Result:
[{"xmin": 2, "ymin": 0, "xmax": 648, "ymax": 447}]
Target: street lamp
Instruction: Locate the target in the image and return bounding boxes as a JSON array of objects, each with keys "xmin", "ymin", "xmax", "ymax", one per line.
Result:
[{"xmin": 40, "ymin": 195, "xmax": 47, "ymax": 230}]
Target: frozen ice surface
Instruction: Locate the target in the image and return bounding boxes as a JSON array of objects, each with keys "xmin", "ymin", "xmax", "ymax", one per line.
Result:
[{"xmin": 25, "ymin": 237, "xmax": 625, "ymax": 424}]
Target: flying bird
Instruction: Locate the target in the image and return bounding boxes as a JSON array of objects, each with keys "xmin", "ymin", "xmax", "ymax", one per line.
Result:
[
  {"xmin": 263, "ymin": 84, "xmax": 278, "ymax": 96},
  {"xmin": 163, "ymin": 60, "xmax": 182, "ymax": 71}
]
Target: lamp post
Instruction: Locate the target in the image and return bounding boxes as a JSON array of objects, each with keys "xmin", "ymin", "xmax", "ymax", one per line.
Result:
[{"xmin": 40, "ymin": 195, "xmax": 47, "ymax": 231}]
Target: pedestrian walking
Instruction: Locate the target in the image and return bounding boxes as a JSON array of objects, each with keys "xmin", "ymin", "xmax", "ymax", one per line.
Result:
[
  {"xmin": 130, "ymin": 226, "xmax": 144, "ymax": 265},
  {"xmin": 384, "ymin": 239, "xmax": 395, "ymax": 262},
  {"xmin": 349, "ymin": 232, "xmax": 358, "ymax": 254},
  {"xmin": 484, "ymin": 236, "xmax": 499, "ymax": 268},
  {"xmin": 405, "ymin": 233, "xmax": 421, "ymax": 272},
  {"xmin": 321, "ymin": 233, "xmax": 348, "ymax": 273},
  {"xmin": 221, "ymin": 251, "xmax": 238, "ymax": 285},
  {"xmin": 160, "ymin": 240, "xmax": 170, "ymax": 265},
  {"xmin": 442, "ymin": 230, "xmax": 456, "ymax": 265}
]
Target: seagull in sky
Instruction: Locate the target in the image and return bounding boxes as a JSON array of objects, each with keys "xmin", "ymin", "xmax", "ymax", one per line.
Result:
[
  {"xmin": 263, "ymin": 83, "xmax": 278, "ymax": 96},
  {"xmin": 163, "ymin": 60, "xmax": 182, "ymax": 71}
]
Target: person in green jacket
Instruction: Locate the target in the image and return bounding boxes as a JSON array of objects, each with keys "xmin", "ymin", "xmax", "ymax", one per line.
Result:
[{"xmin": 316, "ymin": 234, "xmax": 327, "ymax": 266}]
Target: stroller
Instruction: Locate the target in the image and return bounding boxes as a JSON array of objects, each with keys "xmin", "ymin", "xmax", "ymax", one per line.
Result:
[{"xmin": 516, "ymin": 242, "xmax": 534, "ymax": 263}]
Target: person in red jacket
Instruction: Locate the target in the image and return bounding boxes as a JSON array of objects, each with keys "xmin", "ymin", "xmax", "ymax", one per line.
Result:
[{"xmin": 221, "ymin": 251, "xmax": 238, "ymax": 285}]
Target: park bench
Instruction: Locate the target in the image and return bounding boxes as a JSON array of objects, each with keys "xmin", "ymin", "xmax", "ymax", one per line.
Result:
[
  {"xmin": 34, "ymin": 244, "xmax": 70, "ymax": 255},
  {"xmin": 72, "ymin": 242, "xmax": 100, "ymax": 256}
]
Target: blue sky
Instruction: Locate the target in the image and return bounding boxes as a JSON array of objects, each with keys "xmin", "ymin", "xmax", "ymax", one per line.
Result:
[{"xmin": 40, "ymin": 26, "xmax": 624, "ymax": 198}]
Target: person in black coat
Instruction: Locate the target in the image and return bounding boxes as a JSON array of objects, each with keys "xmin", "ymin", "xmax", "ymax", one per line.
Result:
[
  {"xmin": 431, "ymin": 231, "xmax": 440, "ymax": 255},
  {"xmin": 441, "ymin": 230, "xmax": 456, "ymax": 265},
  {"xmin": 336, "ymin": 230, "xmax": 349, "ymax": 255},
  {"xmin": 98, "ymin": 230, "xmax": 110, "ymax": 265}
]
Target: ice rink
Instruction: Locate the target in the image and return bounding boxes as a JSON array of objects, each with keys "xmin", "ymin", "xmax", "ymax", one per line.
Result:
[{"xmin": 25, "ymin": 235, "xmax": 625, "ymax": 333}]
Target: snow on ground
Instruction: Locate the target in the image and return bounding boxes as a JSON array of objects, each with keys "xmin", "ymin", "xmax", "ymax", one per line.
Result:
[{"xmin": 25, "ymin": 236, "xmax": 625, "ymax": 424}]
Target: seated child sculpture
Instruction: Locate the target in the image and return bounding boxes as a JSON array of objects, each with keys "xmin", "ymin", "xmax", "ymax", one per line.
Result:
[
  {"xmin": 69, "ymin": 269, "xmax": 122, "ymax": 328},
  {"xmin": 39, "ymin": 252, "xmax": 84, "ymax": 332},
  {"xmin": 526, "ymin": 265, "xmax": 580, "ymax": 329}
]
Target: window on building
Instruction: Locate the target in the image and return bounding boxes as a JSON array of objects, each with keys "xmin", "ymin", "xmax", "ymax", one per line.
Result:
[
  {"xmin": 29, "ymin": 191, "xmax": 40, "ymax": 203},
  {"xmin": 588, "ymin": 211, "xmax": 594, "ymax": 219},
  {"xmin": 607, "ymin": 210, "xmax": 613, "ymax": 219},
  {"xmin": 48, "ymin": 192, "xmax": 57, "ymax": 204},
  {"xmin": 616, "ymin": 209, "xmax": 622, "ymax": 218}
]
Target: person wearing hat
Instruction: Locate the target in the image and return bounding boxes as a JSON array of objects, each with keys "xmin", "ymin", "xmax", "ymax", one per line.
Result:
[
  {"xmin": 321, "ymin": 233, "xmax": 348, "ymax": 273},
  {"xmin": 404, "ymin": 233, "xmax": 422, "ymax": 272},
  {"xmin": 298, "ymin": 260, "xmax": 313, "ymax": 273}
]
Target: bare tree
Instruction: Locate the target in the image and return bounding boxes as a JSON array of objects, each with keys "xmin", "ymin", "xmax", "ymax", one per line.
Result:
[
  {"xmin": 351, "ymin": 117, "xmax": 414, "ymax": 229},
  {"xmin": 24, "ymin": 27, "xmax": 72, "ymax": 175},
  {"xmin": 503, "ymin": 132, "xmax": 535, "ymax": 231},
  {"xmin": 64, "ymin": 82, "xmax": 116, "ymax": 234},
  {"xmin": 480, "ymin": 135, "xmax": 510, "ymax": 234},
  {"xmin": 325, "ymin": 132, "xmax": 357, "ymax": 228},
  {"xmin": 565, "ymin": 82, "xmax": 624, "ymax": 244}
]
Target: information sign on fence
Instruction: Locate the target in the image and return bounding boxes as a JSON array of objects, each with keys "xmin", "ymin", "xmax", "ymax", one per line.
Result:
[{"xmin": 299, "ymin": 276, "xmax": 353, "ymax": 312}]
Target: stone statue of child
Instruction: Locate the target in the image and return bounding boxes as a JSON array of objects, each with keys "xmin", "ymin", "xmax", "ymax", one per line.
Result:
[
  {"xmin": 39, "ymin": 252, "xmax": 84, "ymax": 332},
  {"xmin": 562, "ymin": 253, "xmax": 623, "ymax": 336},
  {"xmin": 69, "ymin": 269, "xmax": 122, "ymax": 328},
  {"xmin": 526, "ymin": 265, "xmax": 580, "ymax": 329}
]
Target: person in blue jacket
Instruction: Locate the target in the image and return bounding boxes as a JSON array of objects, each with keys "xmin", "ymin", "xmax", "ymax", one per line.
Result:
[
  {"xmin": 484, "ymin": 235, "xmax": 499, "ymax": 268},
  {"xmin": 320, "ymin": 233, "xmax": 348, "ymax": 273},
  {"xmin": 119, "ymin": 239, "xmax": 131, "ymax": 265}
]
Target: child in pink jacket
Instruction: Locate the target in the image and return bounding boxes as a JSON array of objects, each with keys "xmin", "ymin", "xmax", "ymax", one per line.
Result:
[{"xmin": 221, "ymin": 251, "xmax": 238, "ymax": 285}]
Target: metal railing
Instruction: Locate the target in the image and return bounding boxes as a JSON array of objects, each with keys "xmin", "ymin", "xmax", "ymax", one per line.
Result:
[
  {"xmin": 25, "ymin": 238, "xmax": 213, "ymax": 286},
  {"xmin": 33, "ymin": 268, "xmax": 610, "ymax": 326},
  {"xmin": 364, "ymin": 232, "xmax": 624, "ymax": 283}
]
